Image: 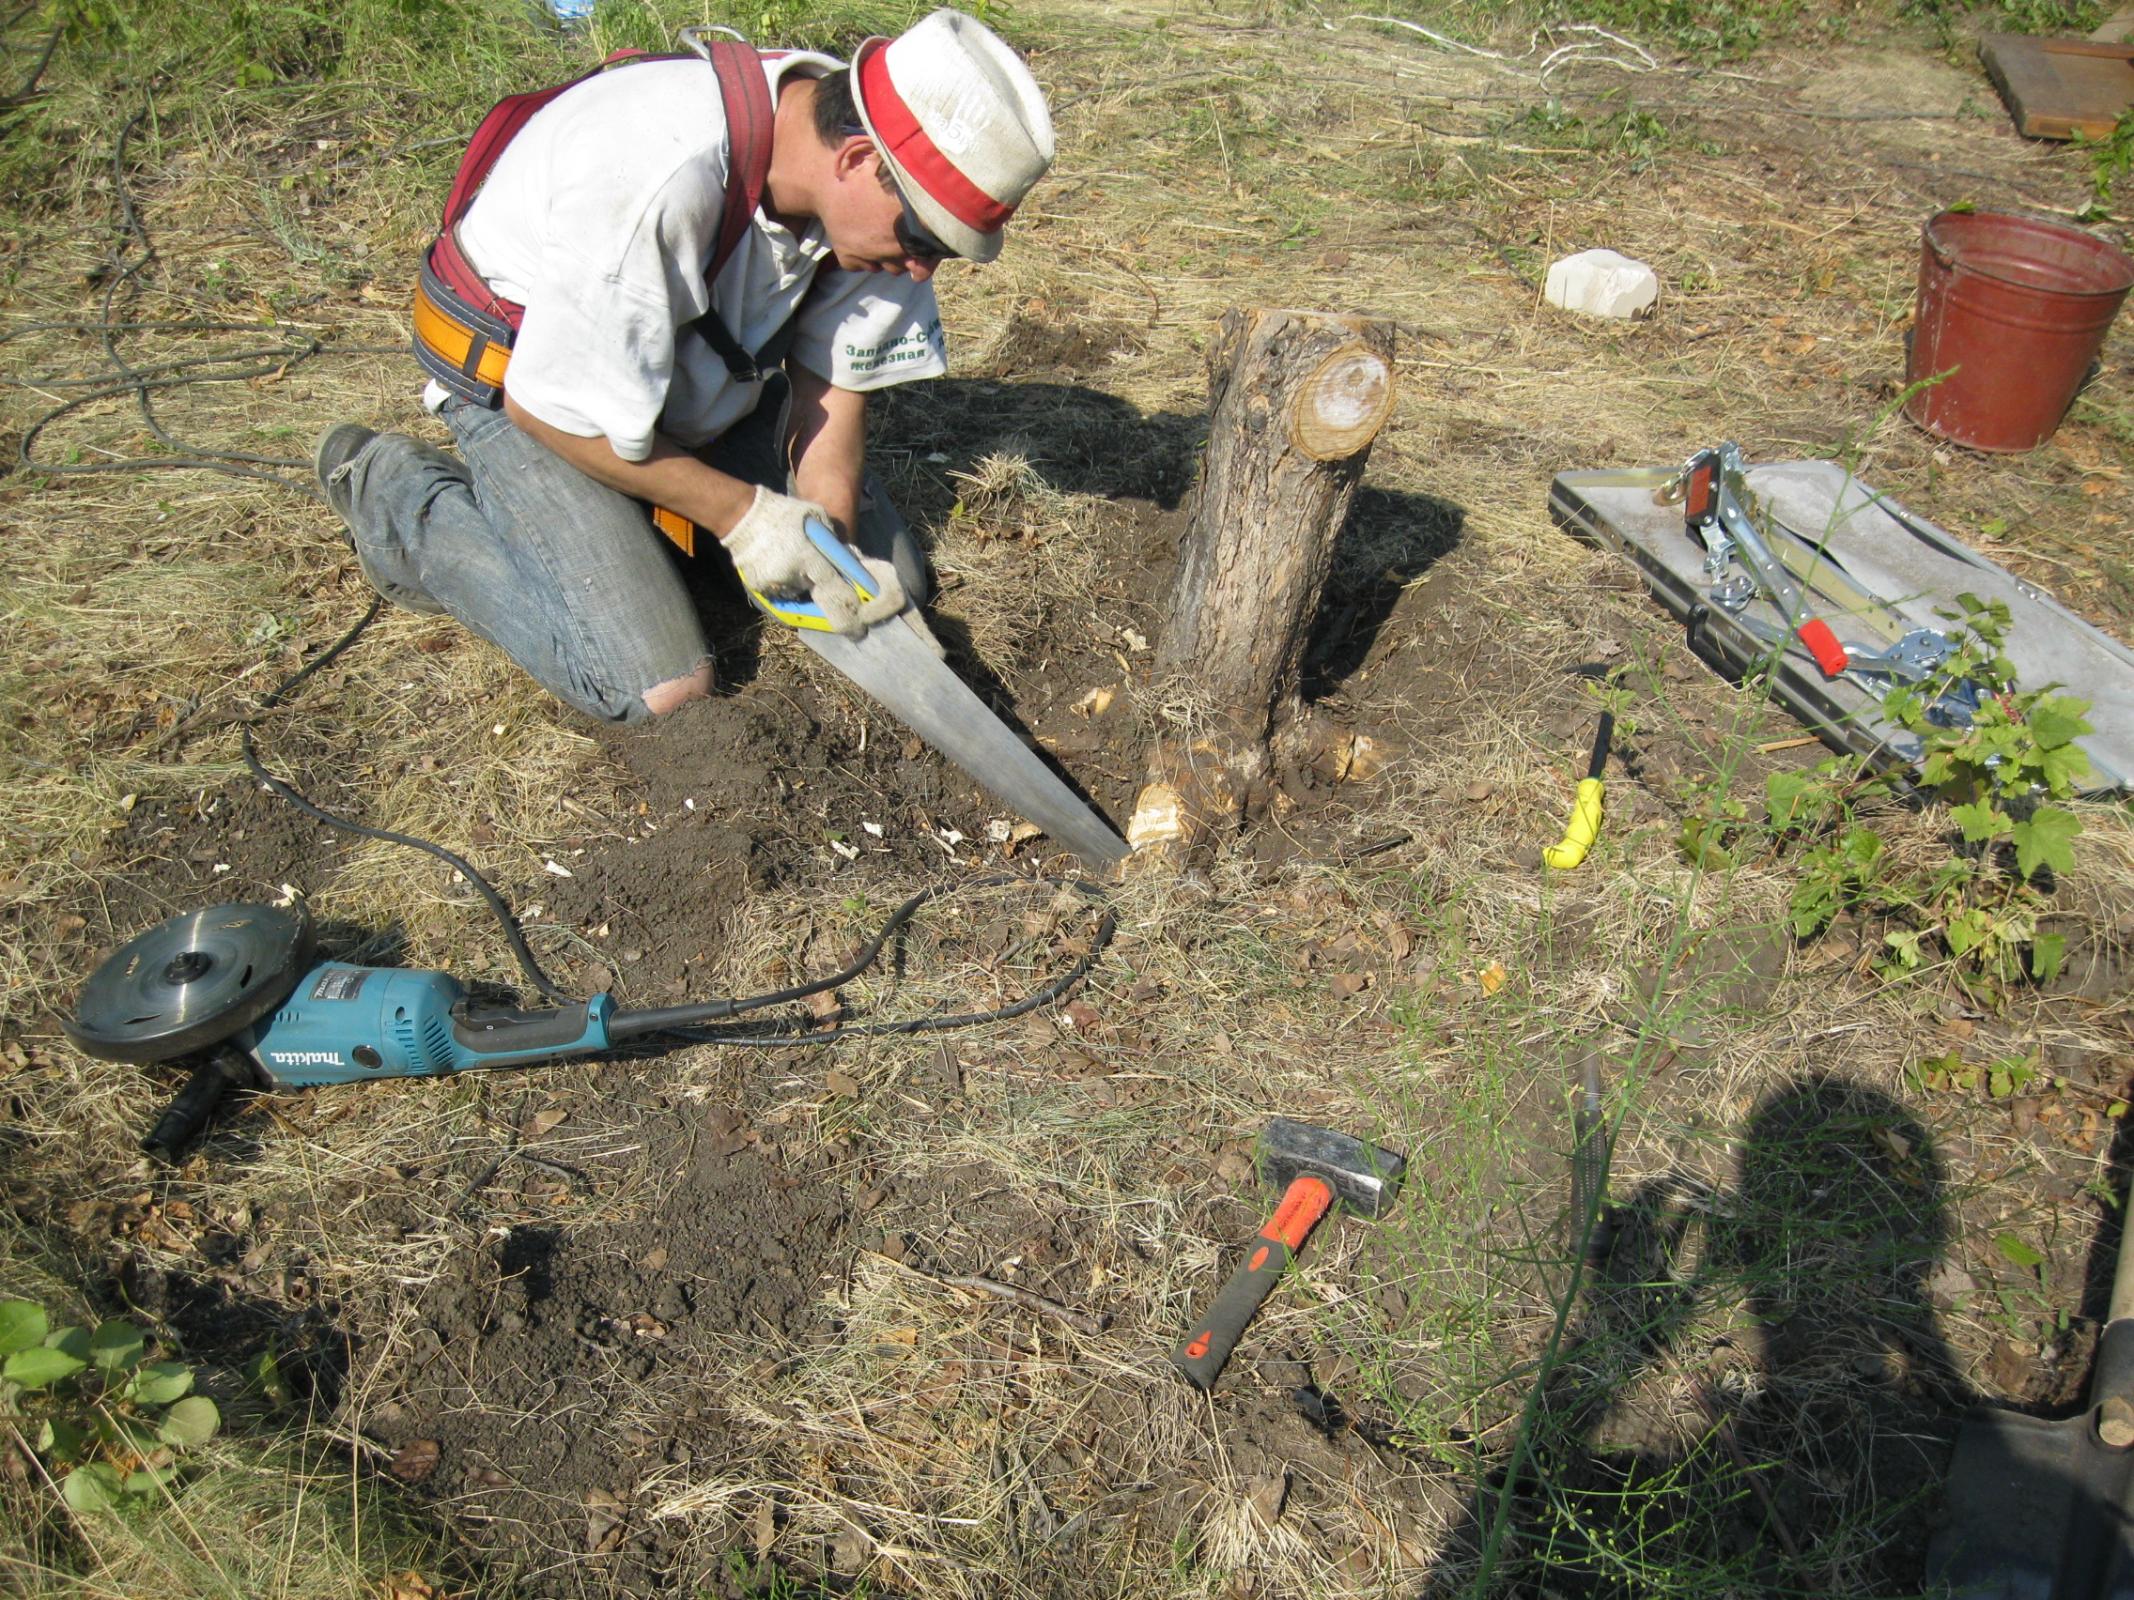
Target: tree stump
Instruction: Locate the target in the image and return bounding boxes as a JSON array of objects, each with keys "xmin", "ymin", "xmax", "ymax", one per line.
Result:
[{"xmin": 1127, "ymin": 309, "xmax": 1395, "ymax": 865}]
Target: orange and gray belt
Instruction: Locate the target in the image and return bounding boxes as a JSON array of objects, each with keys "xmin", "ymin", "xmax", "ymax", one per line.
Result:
[{"xmin": 411, "ymin": 250, "xmax": 796, "ymax": 557}]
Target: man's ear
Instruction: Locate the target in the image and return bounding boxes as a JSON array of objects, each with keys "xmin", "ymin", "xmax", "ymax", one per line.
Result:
[{"xmin": 831, "ymin": 135, "xmax": 879, "ymax": 182}]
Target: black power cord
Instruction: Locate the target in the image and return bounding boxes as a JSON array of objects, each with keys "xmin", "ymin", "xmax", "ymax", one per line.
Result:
[
  {"xmin": 14, "ymin": 111, "xmax": 401, "ymax": 493},
  {"xmin": 239, "ymin": 600, "xmax": 1117, "ymax": 1041}
]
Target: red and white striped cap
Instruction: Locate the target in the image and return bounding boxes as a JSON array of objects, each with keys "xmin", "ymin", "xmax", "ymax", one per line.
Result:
[{"xmin": 850, "ymin": 9, "xmax": 1054, "ymax": 265}]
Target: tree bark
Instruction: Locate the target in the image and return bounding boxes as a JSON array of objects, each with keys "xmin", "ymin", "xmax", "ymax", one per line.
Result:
[{"xmin": 1128, "ymin": 309, "xmax": 1395, "ymax": 864}]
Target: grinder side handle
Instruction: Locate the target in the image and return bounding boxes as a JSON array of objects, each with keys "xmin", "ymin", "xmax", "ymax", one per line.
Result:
[
  {"xmin": 1170, "ymin": 1176, "xmax": 1334, "ymax": 1391},
  {"xmin": 142, "ymin": 1045, "xmax": 260, "ymax": 1162}
]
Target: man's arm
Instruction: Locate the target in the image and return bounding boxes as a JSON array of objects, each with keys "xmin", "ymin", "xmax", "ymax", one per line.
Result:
[
  {"xmin": 502, "ymin": 392, "xmax": 758, "ymax": 536},
  {"xmin": 785, "ymin": 364, "xmax": 866, "ymax": 538}
]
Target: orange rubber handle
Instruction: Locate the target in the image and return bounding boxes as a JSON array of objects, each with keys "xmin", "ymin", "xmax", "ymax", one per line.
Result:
[{"xmin": 1170, "ymin": 1176, "xmax": 1334, "ymax": 1390}]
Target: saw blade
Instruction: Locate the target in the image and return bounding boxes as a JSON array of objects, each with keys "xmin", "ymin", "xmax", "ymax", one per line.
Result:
[
  {"xmin": 800, "ymin": 617, "xmax": 1130, "ymax": 867},
  {"xmin": 66, "ymin": 902, "xmax": 315, "ymax": 1064}
]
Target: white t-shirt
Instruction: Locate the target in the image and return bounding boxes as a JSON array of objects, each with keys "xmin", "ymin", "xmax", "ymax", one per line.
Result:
[{"xmin": 430, "ymin": 47, "xmax": 947, "ymax": 461}]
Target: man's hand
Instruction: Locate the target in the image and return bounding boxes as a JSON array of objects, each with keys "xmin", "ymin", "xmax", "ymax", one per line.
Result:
[{"xmin": 722, "ymin": 485, "xmax": 906, "ymax": 637}]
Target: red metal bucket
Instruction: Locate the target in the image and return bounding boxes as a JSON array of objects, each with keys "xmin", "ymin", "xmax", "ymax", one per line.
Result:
[{"xmin": 1906, "ymin": 210, "xmax": 2134, "ymax": 453}]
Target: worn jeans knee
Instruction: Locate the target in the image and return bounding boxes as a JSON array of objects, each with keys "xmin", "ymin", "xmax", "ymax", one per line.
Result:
[{"xmin": 335, "ymin": 401, "xmax": 715, "ymax": 724}]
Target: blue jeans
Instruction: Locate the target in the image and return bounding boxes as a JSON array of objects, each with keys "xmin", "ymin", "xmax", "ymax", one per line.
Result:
[{"xmin": 333, "ymin": 384, "xmax": 926, "ymax": 723}]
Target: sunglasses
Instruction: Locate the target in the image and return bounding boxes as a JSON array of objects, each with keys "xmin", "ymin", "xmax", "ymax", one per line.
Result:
[
  {"xmin": 842, "ymin": 123, "xmax": 960, "ymax": 263},
  {"xmin": 894, "ymin": 196, "xmax": 958, "ymax": 264}
]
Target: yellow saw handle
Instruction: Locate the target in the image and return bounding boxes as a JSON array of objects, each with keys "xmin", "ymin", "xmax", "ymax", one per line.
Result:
[
  {"xmin": 1544, "ymin": 777, "xmax": 1605, "ymax": 871},
  {"xmin": 1544, "ymin": 707, "xmax": 1614, "ymax": 871}
]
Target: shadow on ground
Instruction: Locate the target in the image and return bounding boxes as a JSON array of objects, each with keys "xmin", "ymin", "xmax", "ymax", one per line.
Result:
[
  {"xmin": 689, "ymin": 375, "xmax": 1465, "ymax": 694},
  {"xmin": 1420, "ymin": 1073, "xmax": 1976, "ymax": 1596}
]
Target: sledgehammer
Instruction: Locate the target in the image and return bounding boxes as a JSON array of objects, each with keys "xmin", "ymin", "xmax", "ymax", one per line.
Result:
[{"xmin": 1171, "ymin": 1118, "xmax": 1406, "ymax": 1390}]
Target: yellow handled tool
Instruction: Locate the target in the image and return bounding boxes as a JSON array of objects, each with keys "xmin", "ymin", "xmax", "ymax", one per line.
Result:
[
  {"xmin": 747, "ymin": 517, "xmax": 881, "ymax": 633},
  {"xmin": 1544, "ymin": 709, "xmax": 1614, "ymax": 871}
]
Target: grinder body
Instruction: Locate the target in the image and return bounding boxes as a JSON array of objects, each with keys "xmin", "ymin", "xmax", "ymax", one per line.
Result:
[
  {"xmin": 64, "ymin": 904, "xmax": 622, "ymax": 1158},
  {"xmin": 236, "ymin": 962, "xmax": 615, "ymax": 1087}
]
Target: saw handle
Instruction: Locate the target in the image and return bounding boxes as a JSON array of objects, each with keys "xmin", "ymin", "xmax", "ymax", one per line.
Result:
[
  {"xmin": 142, "ymin": 1046, "xmax": 256, "ymax": 1163},
  {"xmin": 1171, "ymin": 1175, "xmax": 1334, "ymax": 1390},
  {"xmin": 748, "ymin": 517, "xmax": 879, "ymax": 632}
]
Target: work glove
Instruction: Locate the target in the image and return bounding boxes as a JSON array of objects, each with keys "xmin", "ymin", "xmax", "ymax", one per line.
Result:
[{"xmin": 722, "ymin": 485, "xmax": 906, "ymax": 638}]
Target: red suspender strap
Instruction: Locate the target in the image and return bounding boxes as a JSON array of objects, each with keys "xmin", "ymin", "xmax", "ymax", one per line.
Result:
[
  {"xmin": 427, "ymin": 51, "xmax": 651, "ymax": 331},
  {"xmin": 414, "ymin": 43, "xmax": 775, "ymax": 406},
  {"xmin": 442, "ymin": 49, "xmax": 649, "ymax": 233},
  {"xmin": 705, "ymin": 40, "xmax": 773, "ymax": 283}
]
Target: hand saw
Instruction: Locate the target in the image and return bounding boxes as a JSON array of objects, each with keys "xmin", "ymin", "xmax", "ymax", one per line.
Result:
[{"xmin": 752, "ymin": 520, "xmax": 1131, "ymax": 867}]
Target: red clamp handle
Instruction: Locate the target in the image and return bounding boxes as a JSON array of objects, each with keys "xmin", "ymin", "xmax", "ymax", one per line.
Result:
[{"xmin": 1796, "ymin": 618, "xmax": 1849, "ymax": 678}]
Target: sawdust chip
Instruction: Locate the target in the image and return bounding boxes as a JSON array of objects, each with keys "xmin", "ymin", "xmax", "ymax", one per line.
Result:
[
  {"xmin": 1246, "ymin": 1472, "xmax": 1289, "ymax": 1528},
  {"xmin": 388, "ymin": 1439, "xmax": 440, "ymax": 1484}
]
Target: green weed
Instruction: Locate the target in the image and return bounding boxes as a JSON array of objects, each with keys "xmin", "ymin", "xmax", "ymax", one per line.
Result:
[
  {"xmin": 1903, "ymin": 0, "xmax": 2105, "ymax": 42},
  {"xmin": 1555, "ymin": 0, "xmax": 1792, "ymax": 56},
  {"xmin": 2076, "ymin": 106, "xmax": 2134, "ymax": 213},
  {"xmin": 1, "ymin": 0, "xmax": 559, "ymax": 216},
  {"xmin": 1771, "ymin": 595, "xmax": 2090, "ymax": 1005},
  {"xmin": 715, "ymin": 1550, "xmax": 876, "ymax": 1597},
  {"xmin": 583, "ymin": 0, "xmax": 1021, "ymax": 58},
  {"xmin": 1, "ymin": 1298, "xmax": 219, "ymax": 1512},
  {"xmin": 0, "ymin": 1245, "xmax": 442, "ymax": 1597}
]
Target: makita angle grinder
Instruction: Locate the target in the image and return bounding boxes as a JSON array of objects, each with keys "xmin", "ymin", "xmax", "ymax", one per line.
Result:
[{"xmin": 64, "ymin": 897, "xmax": 1010, "ymax": 1161}]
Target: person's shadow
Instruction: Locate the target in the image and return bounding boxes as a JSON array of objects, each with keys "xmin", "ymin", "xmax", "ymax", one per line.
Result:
[{"xmin": 1421, "ymin": 1073, "xmax": 1971, "ymax": 1597}]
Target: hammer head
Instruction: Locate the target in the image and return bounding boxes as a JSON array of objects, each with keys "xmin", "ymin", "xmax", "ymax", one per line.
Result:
[{"xmin": 1261, "ymin": 1118, "xmax": 1405, "ymax": 1219}]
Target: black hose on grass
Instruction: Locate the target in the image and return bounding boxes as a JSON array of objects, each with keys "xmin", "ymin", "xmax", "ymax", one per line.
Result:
[{"xmin": 14, "ymin": 109, "xmax": 401, "ymax": 493}]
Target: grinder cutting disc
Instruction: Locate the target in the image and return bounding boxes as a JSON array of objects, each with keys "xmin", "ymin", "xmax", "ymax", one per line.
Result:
[{"xmin": 65, "ymin": 902, "xmax": 314, "ymax": 1065}]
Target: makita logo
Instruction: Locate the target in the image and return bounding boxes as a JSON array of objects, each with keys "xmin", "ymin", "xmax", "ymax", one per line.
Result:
[{"xmin": 270, "ymin": 1051, "xmax": 344, "ymax": 1067}]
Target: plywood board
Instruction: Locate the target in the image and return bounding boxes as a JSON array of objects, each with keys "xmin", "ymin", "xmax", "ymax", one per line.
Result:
[{"xmin": 1980, "ymin": 32, "xmax": 2134, "ymax": 140}]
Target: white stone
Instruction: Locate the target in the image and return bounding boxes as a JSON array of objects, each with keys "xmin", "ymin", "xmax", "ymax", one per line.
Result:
[{"xmin": 1545, "ymin": 248, "xmax": 1661, "ymax": 319}]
